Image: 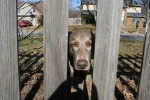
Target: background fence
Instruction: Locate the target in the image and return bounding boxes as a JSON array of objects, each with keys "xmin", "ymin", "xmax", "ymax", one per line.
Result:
[{"xmin": 0, "ymin": 0, "xmax": 150, "ymax": 100}]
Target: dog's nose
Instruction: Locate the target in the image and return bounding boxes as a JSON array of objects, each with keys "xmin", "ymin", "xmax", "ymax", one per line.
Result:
[
  {"xmin": 77, "ymin": 60, "xmax": 88, "ymax": 69},
  {"xmin": 79, "ymin": 55, "xmax": 86, "ymax": 60}
]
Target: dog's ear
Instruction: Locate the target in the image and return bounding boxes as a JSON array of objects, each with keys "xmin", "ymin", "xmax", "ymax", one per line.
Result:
[
  {"xmin": 68, "ymin": 31, "xmax": 73, "ymax": 56},
  {"xmin": 91, "ymin": 30, "xmax": 95, "ymax": 59},
  {"xmin": 68, "ymin": 31, "xmax": 72, "ymax": 39},
  {"xmin": 68, "ymin": 31, "xmax": 74, "ymax": 66},
  {"xmin": 90, "ymin": 29, "xmax": 93, "ymax": 34}
]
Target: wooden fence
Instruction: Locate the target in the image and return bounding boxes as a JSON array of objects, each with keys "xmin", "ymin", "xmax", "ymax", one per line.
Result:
[
  {"xmin": 0, "ymin": 0, "xmax": 20, "ymax": 100},
  {"xmin": 92, "ymin": 0, "xmax": 123, "ymax": 100},
  {"xmin": 0, "ymin": 0, "xmax": 150, "ymax": 100}
]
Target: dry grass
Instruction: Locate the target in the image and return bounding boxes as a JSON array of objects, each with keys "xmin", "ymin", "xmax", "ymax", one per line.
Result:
[
  {"xmin": 18, "ymin": 31, "xmax": 144, "ymax": 100},
  {"xmin": 119, "ymin": 39, "xmax": 144, "ymax": 55}
]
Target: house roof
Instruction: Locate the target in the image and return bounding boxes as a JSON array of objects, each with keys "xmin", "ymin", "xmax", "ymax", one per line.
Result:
[
  {"xmin": 17, "ymin": 2, "xmax": 43, "ymax": 14},
  {"xmin": 123, "ymin": 0, "xmax": 143, "ymax": 8},
  {"xmin": 81, "ymin": 10, "xmax": 95, "ymax": 15},
  {"xmin": 29, "ymin": 2, "xmax": 43, "ymax": 14},
  {"xmin": 127, "ymin": 13, "xmax": 144, "ymax": 18},
  {"xmin": 17, "ymin": 2, "xmax": 25, "ymax": 9},
  {"xmin": 130, "ymin": 4, "xmax": 143, "ymax": 7}
]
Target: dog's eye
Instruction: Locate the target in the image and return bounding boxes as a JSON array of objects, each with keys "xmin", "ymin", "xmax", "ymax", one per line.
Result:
[
  {"xmin": 86, "ymin": 41, "xmax": 91, "ymax": 47},
  {"xmin": 71, "ymin": 42, "xmax": 79, "ymax": 47}
]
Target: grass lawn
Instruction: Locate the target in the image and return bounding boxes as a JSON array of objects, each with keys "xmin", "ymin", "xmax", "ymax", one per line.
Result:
[
  {"xmin": 119, "ymin": 38, "xmax": 144, "ymax": 55},
  {"xmin": 68, "ymin": 24, "xmax": 96, "ymax": 31},
  {"xmin": 19, "ymin": 36, "xmax": 43, "ymax": 53},
  {"xmin": 18, "ymin": 35, "xmax": 144, "ymax": 100},
  {"xmin": 19, "ymin": 36, "xmax": 144, "ymax": 55}
]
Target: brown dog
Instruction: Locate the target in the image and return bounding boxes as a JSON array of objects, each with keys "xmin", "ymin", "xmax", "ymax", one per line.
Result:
[
  {"xmin": 68, "ymin": 29, "xmax": 94, "ymax": 100},
  {"xmin": 69, "ymin": 29, "xmax": 93, "ymax": 71}
]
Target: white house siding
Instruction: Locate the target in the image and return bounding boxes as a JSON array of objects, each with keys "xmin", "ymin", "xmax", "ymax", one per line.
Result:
[
  {"xmin": 127, "ymin": 7, "xmax": 141, "ymax": 13},
  {"xmin": 121, "ymin": 10, "xmax": 125, "ymax": 26},
  {"xmin": 18, "ymin": 3, "xmax": 42, "ymax": 26},
  {"xmin": 82, "ymin": 4, "xmax": 96, "ymax": 10},
  {"xmin": 32, "ymin": 12, "xmax": 40, "ymax": 26},
  {"xmin": 18, "ymin": 3, "xmax": 33, "ymax": 20}
]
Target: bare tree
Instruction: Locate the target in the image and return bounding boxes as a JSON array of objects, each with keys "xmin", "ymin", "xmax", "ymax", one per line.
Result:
[
  {"xmin": 129, "ymin": 0, "xmax": 133, "ymax": 6},
  {"xmin": 69, "ymin": 0, "xmax": 81, "ymax": 18}
]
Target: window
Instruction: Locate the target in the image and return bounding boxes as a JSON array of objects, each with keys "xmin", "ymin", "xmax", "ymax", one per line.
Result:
[{"xmin": 132, "ymin": 18, "xmax": 140, "ymax": 27}]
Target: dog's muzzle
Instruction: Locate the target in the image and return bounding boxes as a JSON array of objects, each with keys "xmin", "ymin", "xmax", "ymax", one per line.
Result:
[{"xmin": 77, "ymin": 60, "xmax": 88, "ymax": 70}]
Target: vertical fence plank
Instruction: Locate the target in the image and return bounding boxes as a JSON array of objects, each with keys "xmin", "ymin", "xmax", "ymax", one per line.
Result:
[
  {"xmin": 0, "ymin": 0, "xmax": 20, "ymax": 100},
  {"xmin": 92, "ymin": 0, "xmax": 123, "ymax": 100},
  {"xmin": 44, "ymin": 0, "xmax": 68, "ymax": 99},
  {"xmin": 138, "ymin": 22, "xmax": 150, "ymax": 100},
  {"xmin": 138, "ymin": 6, "xmax": 150, "ymax": 100}
]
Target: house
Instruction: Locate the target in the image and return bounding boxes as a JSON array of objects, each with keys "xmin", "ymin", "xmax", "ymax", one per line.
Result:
[
  {"xmin": 122, "ymin": 3, "xmax": 146, "ymax": 33},
  {"xmin": 81, "ymin": 0, "xmax": 97, "ymax": 25},
  {"xmin": 17, "ymin": 2, "xmax": 43, "ymax": 26},
  {"xmin": 81, "ymin": 0, "xmax": 97, "ymax": 11}
]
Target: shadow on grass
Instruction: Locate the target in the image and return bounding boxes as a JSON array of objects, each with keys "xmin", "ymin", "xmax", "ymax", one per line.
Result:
[{"xmin": 115, "ymin": 54, "xmax": 142, "ymax": 99}]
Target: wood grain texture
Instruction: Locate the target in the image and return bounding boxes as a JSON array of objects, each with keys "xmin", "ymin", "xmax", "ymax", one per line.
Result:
[
  {"xmin": 0, "ymin": 0, "xmax": 20, "ymax": 100},
  {"xmin": 137, "ymin": 11, "xmax": 150, "ymax": 99},
  {"xmin": 92, "ymin": 0, "xmax": 123, "ymax": 100},
  {"xmin": 44, "ymin": 0, "xmax": 68, "ymax": 99}
]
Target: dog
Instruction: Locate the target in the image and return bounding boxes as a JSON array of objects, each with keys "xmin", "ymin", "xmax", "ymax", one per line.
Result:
[
  {"xmin": 68, "ymin": 29, "xmax": 95, "ymax": 100},
  {"xmin": 69, "ymin": 29, "xmax": 94, "ymax": 72}
]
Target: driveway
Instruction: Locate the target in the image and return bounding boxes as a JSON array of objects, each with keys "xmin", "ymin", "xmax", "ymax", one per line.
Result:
[
  {"xmin": 120, "ymin": 33, "xmax": 145, "ymax": 41},
  {"xmin": 18, "ymin": 27, "xmax": 146, "ymax": 41}
]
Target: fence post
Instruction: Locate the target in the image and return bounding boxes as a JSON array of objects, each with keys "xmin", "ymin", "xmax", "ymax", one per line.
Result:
[
  {"xmin": 44, "ymin": 0, "xmax": 68, "ymax": 99},
  {"xmin": 92, "ymin": 0, "xmax": 123, "ymax": 100},
  {"xmin": 0, "ymin": 0, "xmax": 20, "ymax": 100},
  {"xmin": 137, "ymin": 3, "xmax": 150, "ymax": 100}
]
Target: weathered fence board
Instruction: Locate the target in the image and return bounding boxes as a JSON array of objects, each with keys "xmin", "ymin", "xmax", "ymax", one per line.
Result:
[
  {"xmin": 92, "ymin": 0, "xmax": 123, "ymax": 100},
  {"xmin": 44, "ymin": 0, "xmax": 68, "ymax": 99},
  {"xmin": 0, "ymin": 0, "xmax": 20, "ymax": 100},
  {"xmin": 138, "ymin": 7, "xmax": 150, "ymax": 100}
]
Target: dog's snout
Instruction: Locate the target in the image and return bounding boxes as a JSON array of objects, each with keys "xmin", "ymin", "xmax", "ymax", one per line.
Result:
[
  {"xmin": 79, "ymin": 55, "xmax": 86, "ymax": 60},
  {"xmin": 77, "ymin": 60, "xmax": 88, "ymax": 69}
]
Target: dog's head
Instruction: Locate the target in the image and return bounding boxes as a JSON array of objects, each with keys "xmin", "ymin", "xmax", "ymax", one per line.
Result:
[{"xmin": 69, "ymin": 29, "xmax": 94, "ymax": 71}]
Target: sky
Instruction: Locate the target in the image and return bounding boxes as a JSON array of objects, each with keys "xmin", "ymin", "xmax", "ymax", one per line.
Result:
[
  {"xmin": 133, "ymin": 0, "xmax": 142, "ymax": 3},
  {"xmin": 18, "ymin": 0, "xmax": 81, "ymax": 8},
  {"xmin": 70, "ymin": 0, "xmax": 81, "ymax": 8},
  {"xmin": 18, "ymin": 0, "xmax": 42, "ymax": 1},
  {"xmin": 18, "ymin": 0, "xmax": 143, "ymax": 8}
]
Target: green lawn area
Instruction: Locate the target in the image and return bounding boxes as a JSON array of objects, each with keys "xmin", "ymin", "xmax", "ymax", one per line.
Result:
[
  {"xmin": 19, "ymin": 36, "xmax": 43, "ymax": 53},
  {"xmin": 69, "ymin": 24, "xmax": 96, "ymax": 31},
  {"xmin": 19, "ymin": 36, "xmax": 144, "ymax": 55},
  {"xmin": 119, "ymin": 38, "xmax": 144, "ymax": 54}
]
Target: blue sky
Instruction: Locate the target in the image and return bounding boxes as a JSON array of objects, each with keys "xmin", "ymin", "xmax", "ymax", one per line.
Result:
[
  {"xmin": 18, "ymin": 0, "xmax": 42, "ymax": 1},
  {"xmin": 19, "ymin": 0, "xmax": 143, "ymax": 8},
  {"xmin": 70, "ymin": 0, "xmax": 81, "ymax": 8},
  {"xmin": 18, "ymin": 0, "xmax": 81, "ymax": 8}
]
